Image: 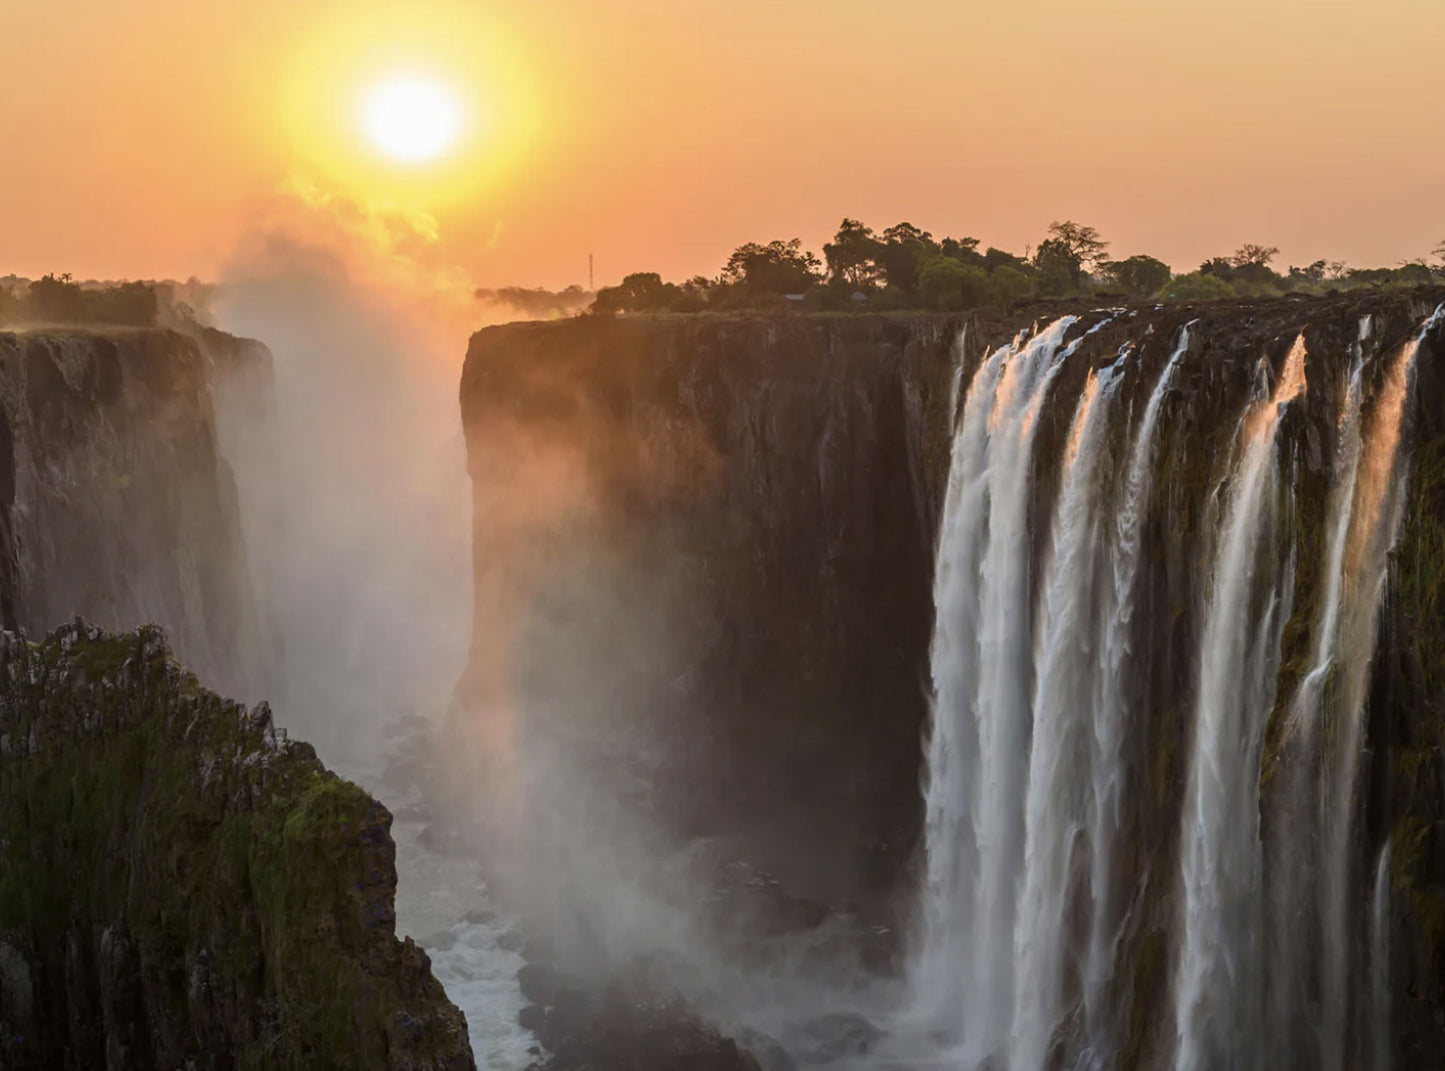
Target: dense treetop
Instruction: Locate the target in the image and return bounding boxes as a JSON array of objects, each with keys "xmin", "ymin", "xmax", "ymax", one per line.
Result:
[
  {"xmin": 588, "ymin": 221, "xmax": 1445, "ymax": 315},
  {"xmin": 0, "ymin": 274, "xmax": 213, "ymax": 329}
]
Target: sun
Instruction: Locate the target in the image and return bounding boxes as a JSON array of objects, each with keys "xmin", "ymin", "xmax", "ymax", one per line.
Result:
[{"xmin": 361, "ymin": 76, "xmax": 464, "ymax": 164}]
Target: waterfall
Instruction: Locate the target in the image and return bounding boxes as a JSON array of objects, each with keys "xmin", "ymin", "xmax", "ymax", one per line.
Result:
[
  {"xmin": 1319, "ymin": 306, "xmax": 1443, "ymax": 1069},
  {"xmin": 1263, "ymin": 349, "xmax": 1365, "ymax": 1067},
  {"xmin": 910, "ymin": 306, "xmax": 1440, "ymax": 1071},
  {"xmin": 1083, "ymin": 323, "xmax": 1193, "ymax": 1051},
  {"xmin": 1371, "ymin": 841, "xmax": 1392, "ymax": 1071},
  {"xmin": 915, "ymin": 316, "xmax": 1075, "ymax": 1056},
  {"xmin": 1010, "ymin": 364, "xmax": 1118, "ymax": 1071},
  {"xmin": 1175, "ymin": 336, "xmax": 1305, "ymax": 1071}
]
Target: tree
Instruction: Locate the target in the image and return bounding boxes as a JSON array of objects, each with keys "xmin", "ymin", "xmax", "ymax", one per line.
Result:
[
  {"xmin": 1287, "ymin": 260, "xmax": 1329, "ymax": 286},
  {"xmin": 1108, "ymin": 255, "xmax": 1172, "ymax": 299},
  {"xmin": 592, "ymin": 272, "xmax": 682, "ymax": 314},
  {"xmin": 94, "ymin": 280, "xmax": 159, "ymax": 325},
  {"xmin": 823, "ymin": 219, "xmax": 881, "ymax": 289},
  {"xmin": 721, "ymin": 239, "xmax": 822, "ymax": 296},
  {"xmin": 918, "ymin": 258, "xmax": 991, "ymax": 311},
  {"xmin": 27, "ymin": 273, "xmax": 85, "ymax": 322},
  {"xmin": 990, "ymin": 266, "xmax": 1034, "ymax": 306},
  {"xmin": 940, "ymin": 236, "xmax": 982, "ymax": 263},
  {"xmin": 1231, "ymin": 244, "xmax": 1280, "ymax": 268},
  {"xmin": 1396, "ymin": 262, "xmax": 1435, "ymax": 286},
  {"xmin": 1228, "ymin": 244, "xmax": 1282, "ymax": 288},
  {"xmin": 1034, "ymin": 238, "xmax": 1082, "ymax": 293},
  {"xmin": 982, "ymin": 247, "xmax": 1030, "ymax": 274},
  {"xmin": 1044, "ymin": 221, "xmax": 1110, "ymax": 273},
  {"xmin": 877, "ymin": 223, "xmax": 940, "ymax": 293}
]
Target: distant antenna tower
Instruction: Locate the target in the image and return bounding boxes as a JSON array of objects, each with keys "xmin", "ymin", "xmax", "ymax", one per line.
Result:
[{"xmin": 589, "ymin": 253, "xmax": 594, "ymax": 291}]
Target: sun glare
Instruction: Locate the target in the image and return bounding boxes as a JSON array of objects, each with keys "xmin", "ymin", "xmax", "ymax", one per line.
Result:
[{"xmin": 362, "ymin": 77, "xmax": 464, "ymax": 164}]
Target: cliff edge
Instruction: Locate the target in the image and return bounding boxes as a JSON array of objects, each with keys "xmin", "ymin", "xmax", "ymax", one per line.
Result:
[{"xmin": 0, "ymin": 621, "xmax": 475, "ymax": 1071}]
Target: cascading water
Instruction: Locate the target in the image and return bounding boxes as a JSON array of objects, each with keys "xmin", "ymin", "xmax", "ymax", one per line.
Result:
[
  {"xmin": 1319, "ymin": 307, "xmax": 1443, "ymax": 1070},
  {"xmin": 914, "ymin": 315, "xmax": 1076, "ymax": 1057},
  {"xmin": 909, "ymin": 305, "xmax": 1441, "ymax": 1071},
  {"xmin": 1371, "ymin": 841, "xmax": 1392, "ymax": 1071},
  {"xmin": 1083, "ymin": 322, "xmax": 1193, "ymax": 1054},
  {"xmin": 1174, "ymin": 336, "xmax": 1305, "ymax": 1071},
  {"xmin": 1010, "ymin": 362, "xmax": 1118, "ymax": 1071}
]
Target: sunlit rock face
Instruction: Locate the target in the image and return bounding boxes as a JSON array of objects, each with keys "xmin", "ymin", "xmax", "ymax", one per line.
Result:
[
  {"xmin": 459, "ymin": 289, "xmax": 1445, "ymax": 1069},
  {"xmin": 0, "ymin": 621, "xmax": 475, "ymax": 1071},
  {"xmin": 0, "ymin": 327, "xmax": 268, "ymax": 697}
]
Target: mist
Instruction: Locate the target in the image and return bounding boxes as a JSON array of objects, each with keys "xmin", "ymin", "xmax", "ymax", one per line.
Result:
[
  {"xmin": 211, "ymin": 228, "xmax": 473, "ymax": 766},
  {"xmin": 200, "ymin": 200, "xmax": 875, "ymax": 1071}
]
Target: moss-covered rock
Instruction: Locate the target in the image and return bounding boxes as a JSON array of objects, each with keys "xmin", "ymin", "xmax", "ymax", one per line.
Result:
[{"xmin": 0, "ymin": 620, "xmax": 474, "ymax": 1071}]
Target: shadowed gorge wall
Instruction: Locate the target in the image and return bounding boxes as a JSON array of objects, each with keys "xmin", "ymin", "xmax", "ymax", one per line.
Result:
[
  {"xmin": 0, "ymin": 327, "xmax": 268, "ymax": 697},
  {"xmin": 458, "ymin": 315, "xmax": 962, "ymax": 906},
  {"xmin": 458, "ymin": 290, "xmax": 1445, "ymax": 1068}
]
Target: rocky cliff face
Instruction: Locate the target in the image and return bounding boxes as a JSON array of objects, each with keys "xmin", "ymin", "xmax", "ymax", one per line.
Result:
[
  {"xmin": 0, "ymin": 620, "xmax": 475, "ymax": 1071},
  {"xmin": 459, "ymin": 290, "xmax": 1445, "ymax": 1066},
  {"xmin": 458, "ymin": 315, "xmax": 961, "ymax": 906},
  {"xmin": 0, "ymin": 327, "xmax": 267, "ymax": 697}
]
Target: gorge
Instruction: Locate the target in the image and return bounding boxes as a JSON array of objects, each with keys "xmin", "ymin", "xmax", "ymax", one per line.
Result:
[
  {"xmin": 459, "ymin": 290, "xmax": 1445, "ymax": 1070},
  {"xmin": 3, "ymin": 289, "xmax": 1445, "ymax": 1070}
]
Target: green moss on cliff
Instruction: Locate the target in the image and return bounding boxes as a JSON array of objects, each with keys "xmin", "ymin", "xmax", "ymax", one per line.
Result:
[{"xmin": 0, "ymin": 622, "xmax": 473, "ymax": 1071}]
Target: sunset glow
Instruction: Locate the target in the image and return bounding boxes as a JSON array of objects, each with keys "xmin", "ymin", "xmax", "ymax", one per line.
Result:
[
  {"xmin": 1, "ymin": 0, "xmax": 1443, "ymax": 287},
  {"xmin": 362, "ymin": 77, "xmax": 464, "ymax": 164}
]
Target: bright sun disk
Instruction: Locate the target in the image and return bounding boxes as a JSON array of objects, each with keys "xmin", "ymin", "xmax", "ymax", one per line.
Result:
[{"xmin": 362, "ymin": 77, "xmax": 463, "ymax": 164}]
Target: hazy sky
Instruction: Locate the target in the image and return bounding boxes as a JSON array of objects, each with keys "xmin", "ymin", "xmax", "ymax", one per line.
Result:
[{"xmin": 3, "ymin": 0, "xmax": 1443, "ymax": 289}]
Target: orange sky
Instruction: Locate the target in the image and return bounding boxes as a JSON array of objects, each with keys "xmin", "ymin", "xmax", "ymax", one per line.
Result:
[{"xmin": 2, "ymin": 0, "xmax": 1443, "ymax": 290}]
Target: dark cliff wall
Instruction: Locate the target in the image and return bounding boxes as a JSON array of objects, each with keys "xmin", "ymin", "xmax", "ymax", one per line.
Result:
[
  {"xmin": 459, "ymin": 315, "xmax": 962, "ymax": 904},
  {"xmin": 0, "ymin": 327, "xmax": 267, "ymax": 697},
  {"xmin": 0, "ymin": 621, "xmax": 474, "ymax": 1071}
]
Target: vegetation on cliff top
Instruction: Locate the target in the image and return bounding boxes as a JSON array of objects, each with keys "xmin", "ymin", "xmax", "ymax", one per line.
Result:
[
  {"xmin": 0, "ymin": 621, "xmax": 473, "ymax": 1071},
  {"xmin": 0, "ymin": 273, "xmax": 216, "ymax": 329},
  {"xmin": 587, "ymin": 221, "xmax": 1445, "ymax": 315}
]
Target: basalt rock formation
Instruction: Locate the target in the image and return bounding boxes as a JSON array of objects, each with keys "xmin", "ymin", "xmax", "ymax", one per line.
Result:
[
  {"xmin": 0, "ymin": 327, "xmax": 268, "ymax": 697},
  {"xmin": 0, "ymin": 620, "xmax": 475, "ymax": 1071},
  {"xmin": 459, "ymin": 289, "xmax": 1445, "ymax": 1069}
]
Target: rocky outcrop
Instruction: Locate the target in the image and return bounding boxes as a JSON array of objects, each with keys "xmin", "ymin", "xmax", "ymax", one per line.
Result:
[
  {"xmin": 0, "ymin": 620, "xmax": 474, "ymax": 1070},
  {"xmin": 0, "ymin": 327, "xmax": 268, "ymax": 698}
]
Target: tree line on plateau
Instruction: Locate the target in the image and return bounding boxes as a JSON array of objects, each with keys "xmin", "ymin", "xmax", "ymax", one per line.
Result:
[
  {"xmin": 586, "ymin": 222, "xmax": 1445, "ymax": 315},
  {"xmin": 0, "ymin": 274, "xmax": 217, "ymax": 328}
]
